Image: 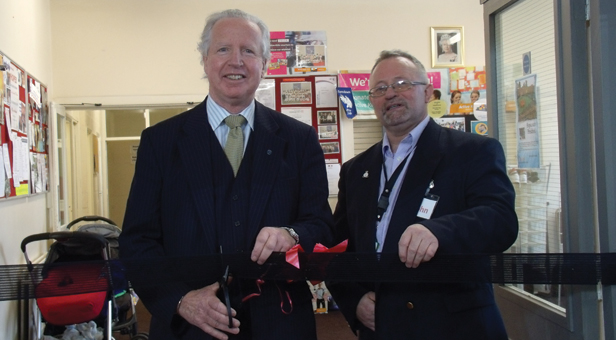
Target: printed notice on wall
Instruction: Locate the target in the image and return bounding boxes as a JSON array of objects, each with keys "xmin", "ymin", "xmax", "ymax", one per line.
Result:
[
  {"xmin": 281, "ymin": 107, "xmax": 312, "ymax": 126},
  {"xmin": 326, "ymin": 163, "xmax": 340, "ymax": 197},
  {"xmin": 315, "ymin": 76, "xmax": 337, "ymax": 108}
]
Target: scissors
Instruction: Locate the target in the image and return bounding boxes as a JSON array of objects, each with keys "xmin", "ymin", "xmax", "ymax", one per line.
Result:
[{"xmin": 218, "ymin": 264, "xmax": 233, "ymax": 328}]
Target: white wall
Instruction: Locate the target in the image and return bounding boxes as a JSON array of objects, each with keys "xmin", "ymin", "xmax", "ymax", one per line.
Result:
[
  {"xmin": 50, "ymin": 0, "xmax": 486, "ymax": 104},
  {"xmin": 0, "ymin": 0, "xmax": 53, "ymax": 337},
  {"xmin": 49, "ymin": 0, "xmax": 487, "ymax": 170}
]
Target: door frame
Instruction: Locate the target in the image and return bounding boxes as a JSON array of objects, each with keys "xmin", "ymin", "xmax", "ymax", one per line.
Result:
[{"xmin": 482, "ymin": 0, "xmax": 612, "ymax": 338}]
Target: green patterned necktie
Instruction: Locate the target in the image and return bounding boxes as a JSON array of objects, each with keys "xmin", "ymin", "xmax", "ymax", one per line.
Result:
[{"xmin": 224, "ymin": 115, "xmax": 246, "ymax": 176}]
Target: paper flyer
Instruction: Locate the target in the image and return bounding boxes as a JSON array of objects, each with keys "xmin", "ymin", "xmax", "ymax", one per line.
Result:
[
  {"xmin": 255, "ymin": 79, "xmax": 276, "ymax": 110},
  {"xmin": 515, "ymin": 74, "xmax": 540, "ymax": 168},
  {"xmin": 281, "ymin": 107, "xmax": 312, "ymax": 126},
  {"xmin": 3, "ymin": 144, "xmax": 12, "ymax": 179},
  {"xmin": 0, "ymin": 147, "xmax": 5, "ymax": 197},
  {"xmin": 315, "ymin": 76, "xmax": 337, "ymax": 108},
  {"xmin": 326, "ymin": 163, "xmax": 340, "ymax": 197}
]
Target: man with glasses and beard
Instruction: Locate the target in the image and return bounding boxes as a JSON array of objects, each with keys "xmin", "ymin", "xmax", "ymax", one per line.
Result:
[{"xmin": 328, "ymin": 50, "xmax": 518, "ymax": 340}]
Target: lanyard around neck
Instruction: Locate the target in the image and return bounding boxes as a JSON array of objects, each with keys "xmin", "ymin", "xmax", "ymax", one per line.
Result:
[{"xmin": 376, "ymin": 153, "xmax": 410, "ymax": 222}]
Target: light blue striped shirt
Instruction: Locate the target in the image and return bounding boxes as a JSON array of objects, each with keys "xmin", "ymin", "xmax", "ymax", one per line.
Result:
[
  {"xmin": 375, "ymin": 115, "xmax": 430, "ymax": 252},
  {"xmin": 206, "ymin": 97, "xmax": 255, "ymax": 153}
]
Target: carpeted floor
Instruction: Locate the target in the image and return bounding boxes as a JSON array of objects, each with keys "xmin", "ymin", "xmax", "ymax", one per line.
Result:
[{"xmin": 115, "ymin": 301, "xmax": 357, "ymax": 340}]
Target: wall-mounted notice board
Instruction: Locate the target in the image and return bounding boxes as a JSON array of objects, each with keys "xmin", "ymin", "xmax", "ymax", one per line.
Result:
[
  {"xmin": 1, "ymin": 51, "xmax": 49, "ymax": 199},
  {"xmin": 259, "ymin": 75, "xmax": 342, "ymax": 164},
  {"xmin": 257, "ymin": 74, "xmax": 342, "ymax": 196}
]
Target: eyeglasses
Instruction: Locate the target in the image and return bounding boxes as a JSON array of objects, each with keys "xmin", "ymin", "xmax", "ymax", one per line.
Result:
[{"xmin": 368, "ymin": 79, "xmax": 428, "ymax": 97}]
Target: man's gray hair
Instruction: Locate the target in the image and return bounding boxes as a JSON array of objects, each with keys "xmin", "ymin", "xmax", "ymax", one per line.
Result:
[
  {"xmin": 197, "ymin": 9, "xmax": 271, "ymax": 62},
  {"xmin": 371, "ymin": 50, "xmax": 429, "ymax": 82}
]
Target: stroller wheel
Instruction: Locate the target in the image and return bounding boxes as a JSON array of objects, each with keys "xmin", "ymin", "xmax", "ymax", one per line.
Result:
[{"xmin": 131, "ymin": 332, "xmax": 149, "ymax": 340}]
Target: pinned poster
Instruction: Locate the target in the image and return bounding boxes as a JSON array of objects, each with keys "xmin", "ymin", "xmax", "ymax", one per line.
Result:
[
  {"xmin": 515, "ymin": 74, "xmax": 540, "ymax": 168},
  {"xmin": 0, "ymin": 149, "xmax": 4, "ymax": 198},
  {"xmin": 427, "ymin": 100, "xmax": 447, "ymax": 118},
  {"xmin": 338, "ymin": 72, "xmax": 374, "ymax": 118},
  {"xmin": 269, "ymin": 31, "xmax": 327, "ymax": 76},
  {"xmin": 473, "ymin": 100, "xmax": 487, "ymax": 121},
  {"xmin": 336, "ymin": 87, "xmax": 356, "ymax": 119},
  {"xmin": 471, "ymin": 121, "xmax": 488, "ymax": 136}
]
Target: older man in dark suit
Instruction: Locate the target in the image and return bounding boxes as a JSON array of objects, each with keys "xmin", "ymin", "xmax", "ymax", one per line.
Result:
[
  {"xmin": 328, "ymin": 50, "xmax": 518, "ymax": 339},
  {"xmin": 119, "ymin": 9, "xmax": 333, "ymax": 340}
]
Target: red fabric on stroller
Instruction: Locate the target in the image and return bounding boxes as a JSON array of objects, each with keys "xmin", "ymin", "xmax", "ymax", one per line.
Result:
[{"xmin": 35, "ymin": 263, "xmax": 109, "ymax": 325}]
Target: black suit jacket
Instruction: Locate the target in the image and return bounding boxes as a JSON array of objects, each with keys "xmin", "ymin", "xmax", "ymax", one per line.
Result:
[
  {"xmin": 119, "ymin": 99, "xmax": 333, "ymax": 339},
  {"xmin": 329, "ymin": 119, "xmax": 518, "ymax": 339}
]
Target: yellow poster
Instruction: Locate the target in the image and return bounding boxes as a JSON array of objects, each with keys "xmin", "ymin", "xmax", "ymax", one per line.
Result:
[{"xmin": 427, "ymin": 99, "xmax": 447, "ymax": 118}]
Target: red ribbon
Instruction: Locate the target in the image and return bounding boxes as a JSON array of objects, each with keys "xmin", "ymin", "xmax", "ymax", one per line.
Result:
[
  {"xmin": 243, "ymin": 241, "xmax": 349, "ymax": 313},
  {"xmin": 285, "ymin": 240, "xmax": 348, "ymax": 269},
  {"xmin": 285, "ymin": 245, "xmax": 304, "ymax": 269}
]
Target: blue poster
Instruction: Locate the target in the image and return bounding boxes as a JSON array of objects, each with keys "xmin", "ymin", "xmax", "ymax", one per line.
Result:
[{"xmin": 337, "ymin": 87, "xmax": 357, "ymax": 119}]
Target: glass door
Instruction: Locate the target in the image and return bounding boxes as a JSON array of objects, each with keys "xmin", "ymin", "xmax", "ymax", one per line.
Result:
[{"xmin": 484, "ymin": 0, "xmax": 607, "ymax": 339}]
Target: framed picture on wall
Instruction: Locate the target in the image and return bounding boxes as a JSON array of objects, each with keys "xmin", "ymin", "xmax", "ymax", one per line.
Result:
[{"xmin": 430, "ymin": 26, "xmax": 465, "ymax": 68}]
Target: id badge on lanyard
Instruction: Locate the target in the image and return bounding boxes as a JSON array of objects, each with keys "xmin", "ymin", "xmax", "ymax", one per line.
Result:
[{"xmin": 417, "ymin": 180, "xmax": 439, "ymax": 219}]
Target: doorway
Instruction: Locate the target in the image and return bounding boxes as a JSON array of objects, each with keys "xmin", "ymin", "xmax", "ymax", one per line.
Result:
[{"xmin": 104, "ymin": 107, "xmax": 190, "ymax": 226}]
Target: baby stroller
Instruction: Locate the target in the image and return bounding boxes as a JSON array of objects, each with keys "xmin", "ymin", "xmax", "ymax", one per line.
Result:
[{"xmin": 21, "ymin": 216, "xmax": 148, "ymax": 340}]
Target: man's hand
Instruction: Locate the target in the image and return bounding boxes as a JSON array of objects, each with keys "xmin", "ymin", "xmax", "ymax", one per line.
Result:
[
  {"xmin": 177, "ymin": 282, "xmax": 240, "ymax": 340},
  {"xmin": 398, "ymin": 223, "xmax": 439, "ymax": 268},
  {"xmin": 250, "ymin": 226, "xmax": 297, "ymax": 265},
  {"xmin": 356, "ymin": 291, "xmax": 376, "ymax": 331}
]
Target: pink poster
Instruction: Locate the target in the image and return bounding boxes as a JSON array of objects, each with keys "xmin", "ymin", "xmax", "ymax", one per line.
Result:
[
  {"xmin": 268, "ymin": 51, "xmax": 289, "ymax": 75},
  {"xmin": 338, "ymin": 73, "xmax": 370, "ymax": 91},
  {"xmin": 427, "ymin": 72, "xmax": 442, "ymax": 89}
]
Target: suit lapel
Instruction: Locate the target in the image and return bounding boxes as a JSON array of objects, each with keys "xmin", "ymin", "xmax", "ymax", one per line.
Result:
[
  {"xmin": 177, "ymin": 102, "xmax": 217, "ymax": 251},
  {"xmin": 382, "ymin": 119, "xmax": 444, "ymax": 252},
  {"xmin": 247, "ymin": 103, "xmax": 285, "ymax": 240},
  {"xmin": 353, "ymin": 143, "xmax": 384, "ymax": 252}
]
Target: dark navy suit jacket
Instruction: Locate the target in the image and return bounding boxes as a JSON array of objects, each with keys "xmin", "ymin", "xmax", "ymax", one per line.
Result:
[
  {"xmin": 329, "ymin": 119, "xmax": 518, "ymax": 340},
  {"xmin": 119, "ymin": 99, "xmax": 333, "ymax": 339}
]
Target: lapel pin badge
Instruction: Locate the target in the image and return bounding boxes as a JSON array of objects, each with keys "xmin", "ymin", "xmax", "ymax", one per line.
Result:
[{"xmin": 362, "ymin": 171, "xmax": 369, "ymax": 178}]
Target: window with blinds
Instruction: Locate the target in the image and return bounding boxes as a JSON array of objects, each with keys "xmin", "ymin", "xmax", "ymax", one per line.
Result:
[{"xmin": 494, "ymin": 0, "xmax": 565, "ymax": 310}]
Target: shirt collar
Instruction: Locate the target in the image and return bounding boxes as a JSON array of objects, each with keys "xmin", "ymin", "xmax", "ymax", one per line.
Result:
[
  {"xmin": 206, "ymin": 96, "xmax": 256, "ymax": 130},
  {"xmin": 382, "ymin": 115, "xmax": 430, "ymax": 156}
]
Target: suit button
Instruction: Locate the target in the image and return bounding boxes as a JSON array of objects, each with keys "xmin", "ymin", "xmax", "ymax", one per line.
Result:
[
  {"xmin": 234, "ymin": 221, "xmax": 241, "ymax": 227},
  {"xmin": 406, "ymin": 302, "xmax": 414, "ymax": 309},
  {"xmin": 232, "ymin": 195, "xmax": 238, "ymax": 200}
]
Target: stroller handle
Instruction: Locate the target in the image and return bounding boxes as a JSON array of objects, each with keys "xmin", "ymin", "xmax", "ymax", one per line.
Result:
[
  {"xmin": 21, "ymin": 231, "xmax": 109, "ymax": 255},
  {"xmin": 66, "ymin": 215, "xmax": 117, "ymax": 230},
  {"xmin": 21, "ymin": 231, "xmax": 110, "ymax": 271}
]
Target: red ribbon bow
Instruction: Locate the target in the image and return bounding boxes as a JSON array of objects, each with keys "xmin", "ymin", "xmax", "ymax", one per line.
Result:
[{"xmin": 285, "ymin": 240, "xmax": 348, "ymax": 269}]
